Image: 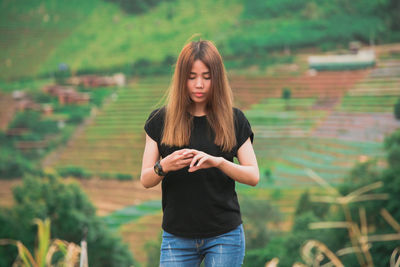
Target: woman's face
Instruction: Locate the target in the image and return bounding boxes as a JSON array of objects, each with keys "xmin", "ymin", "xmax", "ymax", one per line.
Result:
[{"xmin": 187, "ymin": 59, "xmax": 211, "ymax": 106}]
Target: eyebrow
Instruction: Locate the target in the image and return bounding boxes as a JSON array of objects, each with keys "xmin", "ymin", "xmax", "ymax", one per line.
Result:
[{"xmin": 190, "ymin": 72, "xmax": 210, "ymax": 75}]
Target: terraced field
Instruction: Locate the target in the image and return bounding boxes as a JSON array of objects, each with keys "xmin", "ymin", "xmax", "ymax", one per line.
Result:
[
  {"xmin": 36, "ymin": 49, "xmax": 400, "ymax": 265},
  {"xmin": 46, "ymin": 77, "xmax": 170, "ymax": 176}
]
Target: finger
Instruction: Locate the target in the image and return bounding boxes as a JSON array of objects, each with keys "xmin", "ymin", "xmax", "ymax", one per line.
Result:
[
  {"xmin": 190, "ymin": 154, "xmax": 203, "ymax": 168},
  {"xmin": 182, "ymin": 153, "xmax": 194, "ymax": 160},
  {"xmin": 196, "ymin": 157, "xmax": 208, "ymax": 167},
  {"xmin": 174, "ymin": 149, "xmax": 191, "ymax": 156},
  {"xmin": 175, "ymin": 153, "xmax": 190, "ymax": 160},
  {"xmin": 182, "ymin": 150, "xmax": 196, "ymax": 157},
  {"xmin": 179, "ymin": 158, "xmax": 193, "ymax": 166},
  {"xmin": 188, "ymin": 165, "xmax": 200, "ymax": 172}
]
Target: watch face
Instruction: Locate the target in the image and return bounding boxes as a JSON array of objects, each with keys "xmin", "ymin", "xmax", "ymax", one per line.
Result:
[
  {"xmin": 155, "ymin": 164, "xmax": 161, "ymax": 174},
  {"xmin": 154, "ymin": 161, "xmax": 165, "ymax": 176}
]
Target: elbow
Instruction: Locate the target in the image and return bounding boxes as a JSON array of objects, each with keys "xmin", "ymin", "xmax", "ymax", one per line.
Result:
[
  {"xmin": 250, "ymin": 169, "xmax": 260, "ymax": 187},
  {"xmin": 140, "ymin": 174, "xmax": 151, "ymax": 189},
  {"xmin": 250, "ymin": 175, "xmax": 259, "ymax": 187}
]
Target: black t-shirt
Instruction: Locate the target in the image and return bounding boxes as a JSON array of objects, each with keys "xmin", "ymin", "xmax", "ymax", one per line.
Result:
[{"xmin": 144, "ymin": 107, "xmax": 254, "ymax": 238}]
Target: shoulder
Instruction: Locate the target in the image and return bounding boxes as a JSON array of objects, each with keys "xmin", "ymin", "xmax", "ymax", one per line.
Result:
[
  {"xmin": 144, "ymin": 107, "xmax": 165, "ymax": 143},
  {"xmin": 146, "ymin": 106, "xmax": 166, "ymax": 123},
  {"xmin": 233, "ymin": 107, "xmax": 247, "ymax": 122},
  {"xmin": 232, "ymin": 107, "xmax": 254, "ymax": 145}
]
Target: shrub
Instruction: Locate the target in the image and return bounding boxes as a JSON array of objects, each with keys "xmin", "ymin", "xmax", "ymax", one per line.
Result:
[
  {"xmin": 9, "ymin": 111, "xmax": 59, "ymax": 136},
  {"xmin": 57, "ymin": 166, "xmax": 92, "ymax": 179},
  {"xmin": 54, "ymin": 63, "xmax": 71, "ymax": 85},
  {"xmin": 105, "ymin": 0, "xmax": 172, "ymax": 14},
  {"xmin": 30, "ymin": 91, "xmax": 54, "ymax": 104},
  {"xmin": 0, "ymin": 174, "xmax": 136, "ymax": 266},
  {"xmin": 67, "ymin": 108, "xmax": 90, "ymax": 124},
  {"xmin": 394, "ymin": 97, "xmax": 400, "ymax": 119},
  {"xmin": 115, "ymin": 173, "xmax": 133, "ymax": 181},
  {"xmin": 0, "ymin": 147, "xmax": 35, "ymax": 178}
]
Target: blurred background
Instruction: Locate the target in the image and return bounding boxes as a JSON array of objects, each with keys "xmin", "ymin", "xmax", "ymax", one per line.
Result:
[{"xmin": 0, "ymin": 0, "xmax": 400, "ymax": 266}]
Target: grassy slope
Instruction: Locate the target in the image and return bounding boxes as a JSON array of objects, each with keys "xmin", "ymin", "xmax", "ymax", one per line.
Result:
[
  {"xmin": 0, "ymin": 0, "xmax": 100, "ymax": 80},
  {"xmin": 2, "ymin": 0, "xmax": 396, "ymax": 81},
  {"xmin": 0, "ymin": 0, "xmax": 242, "ymax": 80},
  {"xmin": 39, "ymin": 0, "xmax": 242, "ymax": 73}
]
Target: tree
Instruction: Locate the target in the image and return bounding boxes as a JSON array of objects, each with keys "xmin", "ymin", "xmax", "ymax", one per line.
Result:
[
  {"xmin": 0, "ymin": 174, "xmax": 135, "ymax": 267},
  {"xmin": 394, "ymin": 97, "xmax": 400, "ymax": 120},
  {"xmin": 240, "ymin": 196, "xmax": 281, "ymax": 250},
  {"xmin": 282, "ymin": 88, "xmax": 291, "ymax": 110}
]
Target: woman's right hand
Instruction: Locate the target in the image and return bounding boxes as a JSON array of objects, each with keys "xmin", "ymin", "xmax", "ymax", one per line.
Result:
[{"xmin": 161, "ymin": 149, "xmax": 194, "ymax": 173}]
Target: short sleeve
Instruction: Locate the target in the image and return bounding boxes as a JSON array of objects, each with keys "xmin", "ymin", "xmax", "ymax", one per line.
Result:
[
  {"xmin": 234, "ymin": 108, "xmax": 254, "ymax": 150},
  {"xmin": 144, "ymin": 108, "xmax": 164, "ymax": 143}
]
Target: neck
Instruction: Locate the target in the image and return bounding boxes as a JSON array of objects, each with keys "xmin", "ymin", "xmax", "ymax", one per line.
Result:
[{"xmin": 190, "ymin": 103, "xmax": 207, "ymax": 116}]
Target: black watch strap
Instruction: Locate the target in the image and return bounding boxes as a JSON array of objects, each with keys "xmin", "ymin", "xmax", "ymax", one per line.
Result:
[{"xmin": 154, "ymin": 160, "xmax": 167, "ymax": 176}]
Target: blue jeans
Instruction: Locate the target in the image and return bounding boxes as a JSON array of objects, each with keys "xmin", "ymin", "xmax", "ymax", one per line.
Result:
[{"xmin": 160, "ymin": 224, "xmax": 245, "ymax": 267}]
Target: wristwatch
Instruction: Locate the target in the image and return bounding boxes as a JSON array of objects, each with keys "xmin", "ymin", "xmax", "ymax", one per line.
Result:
[{"xmin": 154, "ymin": 160, "xmax": 167, "ymax": 176}]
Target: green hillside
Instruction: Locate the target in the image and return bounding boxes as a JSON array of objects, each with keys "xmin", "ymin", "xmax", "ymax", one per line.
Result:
[
  {"xmin": 0, "ymin": 0, "xmax": 242, "ymax": 80},
  {"xmin": 1, "ymin": 0, "xmax": 399, "ymax": 80}
]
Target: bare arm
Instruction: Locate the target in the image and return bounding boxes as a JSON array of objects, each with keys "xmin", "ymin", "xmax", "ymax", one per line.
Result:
[
  {"xmin": 188, "ymin": 138, "xmax": 259, "ymax": 186},
  {"xmin": 140, "ymin": 134, "xmax": 194, "ymax": 188}
]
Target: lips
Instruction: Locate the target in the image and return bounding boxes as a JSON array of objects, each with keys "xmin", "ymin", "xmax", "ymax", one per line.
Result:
[{"xmin": 194, "ymin": 93, "xmax": 204, "ymax": 98}]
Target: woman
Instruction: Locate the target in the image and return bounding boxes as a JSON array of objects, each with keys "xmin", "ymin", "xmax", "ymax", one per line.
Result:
[{"xmin": 140, "ymin": 40, "xmax": 259, "ymax": 266}]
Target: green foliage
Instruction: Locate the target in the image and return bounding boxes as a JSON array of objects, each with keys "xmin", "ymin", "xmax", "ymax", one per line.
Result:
[
  {"xmin": 0, "ymin": 218, "xmax": 81, "ymax": 267},
  {"xmin": 282, "ymin": 88, "xmax": 291, "ymax": 110},
  {"xmin": 54, "ymin": 105, "xmax": 91, "ymax": 124},
  {"xmin": 131, "ymin": 57, "xmax": 175, "ymax": 76},
  {"xmin": 243, "ymin": 0, "xmax": 309, "ymax": 19},
  {"xmin": 9, "ymin": 111, "xmax": 59, "ymax": 138},
  {"xmin": 1, "ymin": 0, "xmax": 400, "ymax": 79},
  {"xmin": 103, "ymin": 201, "xmax": 161, "ymax": 229},
  {"xmin": 339, "ymin": 159, "xmax": 381, "ymax": 196},
  {"xmin": 89, "ymin": 87, "xmax": 115, "ymax": 107},
  {"xmin": 245, "ymin": 129, "xmax": 400, "ymax": 266},
  {"xmin": 322, "ymin": 129, "xmax": 400, "ymax": 266},
  {"xmin": 282, "ymin": 88, "xmax": 291, "ymax": 100},
  {"xmin": 115, "ymin": 173, "xmax": 133, "ymax": 181},
  {"xmin": 67, "ymin": 108, "xmax": 90, "ymax": 124},
  {"xmin": 30, "ymin": 90, "xmax": 54, "ymax": 104},
  {"xmin": 0, "ymin": 174, "xmax": 136, "ymax": 266},
  {"xmin": 295, "ymin": 190, "xmax": 329, "ymax": 219},
  {"xmin": 144, "ymin": 232, "xmax": 162, "ymax": 267},
  {"xmin": 54, "ymin": 63, "xmax": 71, "ymax": 85},
  {"xmin": 280, "ymin": 212, "xmax": 326, "ymax": 266},
  {"xmin": 243, "ymin": 236, "xmax": 287, "ymax": 267},
  {"xmin": 57, "ymin": 166, "xmax": 92, "ymax": 179},
  {"xmin": 240, "ymin": 196, "xmax": 281, "ymax": 250},
  {"xmin": 394, "ymin": 97, "xmax": 400, "ymax": 120},
  {"xmin": 230, "ymin": 0, "xmax": 396, "ymax": 57},
  {"xmin": 105, "ymin": 0, "xmax": 172, "ymax": 14},
  {"xmin": 0, "ymin": 147, "xmax": 36, "ymax": 178}
]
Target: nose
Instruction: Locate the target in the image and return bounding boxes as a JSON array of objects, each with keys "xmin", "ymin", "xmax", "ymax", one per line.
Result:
[{"xmin": 195, "ymin": 78, "xmax": 204, "ymax": 89}]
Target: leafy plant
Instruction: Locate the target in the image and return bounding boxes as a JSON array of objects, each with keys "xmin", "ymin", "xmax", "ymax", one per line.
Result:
[
  {"xmin": 0, "ymin": 174, "xmax": 136, "ymax": 266},
  {"xmin": 0, "ymin": 218, "xmax": 81, "ymax": 267}
]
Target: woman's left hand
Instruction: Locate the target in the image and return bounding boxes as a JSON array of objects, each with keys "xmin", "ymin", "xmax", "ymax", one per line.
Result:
[{"xmin": 187, "ymin": 149, "xmax": 224, "ymax": 172}]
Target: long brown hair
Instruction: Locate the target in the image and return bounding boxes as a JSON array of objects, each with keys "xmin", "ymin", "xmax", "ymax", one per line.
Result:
[{"xmin": 161, "ymin": 40, "xmax": 236, "ymax": 152}]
